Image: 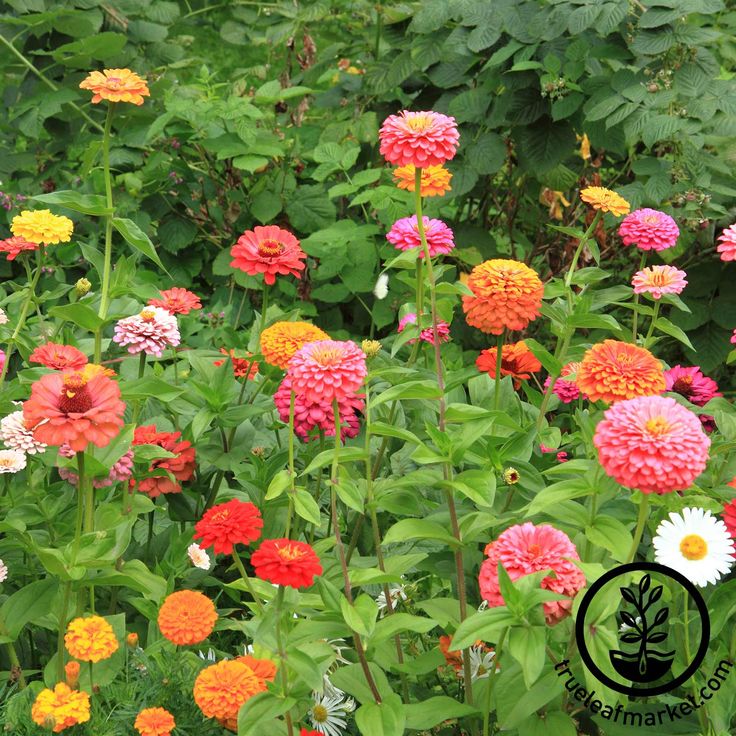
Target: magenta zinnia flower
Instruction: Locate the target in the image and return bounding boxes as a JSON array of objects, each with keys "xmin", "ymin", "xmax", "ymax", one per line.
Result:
[
  {"xmin": 379, "ymin": 111, "xmax": 459, "ymax": 167},
  {"xmin": 631, "ymin": 265, "xmax": 687, "ymax": 299},
  {"xmin": 386, "ymin": 216, "xmax": 455, "ymax": 257},
  {"xmin": 717, "ymin": 223, "xmax": 736, "ymax": 262},
  {"xmin": 664, "ymin": 365, "xmax": 720, "ymax": 407},
  {"xmin": 478, "ymin": 523, "xmax": 586, "ymax": 625},
  {"xmin": 113, "ymin": 306, "xmax": 180, "ymax": 358},
  {"xmin": 397, "ymin": 313, "xmax": 451, "ymax": 346},
  {"xmin": 543, "ymin": 361, "xmax": 583, "ymax": 404},
  {"xmin": 594, "ymin": 395, "xmax": 710, "ymax": 495},
  {"xmin": 618, "ymin": 208, "xmax": 679, "ymax": 251}
]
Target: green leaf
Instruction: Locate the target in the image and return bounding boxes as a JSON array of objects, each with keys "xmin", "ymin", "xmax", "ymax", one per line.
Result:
[
  {"xmin": 404, "ymin": 696, "xmax": 478, "ymax": 729},
  {"xmin": 293, "ymin": 488, "xmax": 322, "ymax": 525},
  {"xmin": 355, "ymin": 693, "xmax": 406, "ymax": 736},
  {"xmin": 120, "ymin": 377, "xmax": 185, "ymax": 403},
  {"xmin": 237, "ymin": 692, "xmax": 296, "ymax": 735},
  {"xmin": 265, "ymin": 470, "xmax": 290, "ymax": 500},
  {"xmin": 383, "ymin": 519, "xmax": 459, "ymax": 547},
  {"xmin": 49, "ymin": 303, "xmax": 103, "ymax": 331},
  {"xmin": 32, "ymin": 190, "xmax": 112, "ymax": 215},
  {"xmin": 585, "ymin": 516, "xmax": 633, "ymax": 563},
  {"xmin": 508, "ymin": 626, "xmax": 546, "ymax": 687},
  {"xmin": 285, "ymin": 185, "xmax": 337, "ymax": 232},
  {"xmin": 0, "ymin": 580, "xmax": 58, "ymax": 642},
  {"xmin": 340, "ymin": 595, "xmax": 378, "ymax": 638},
  {"xmin": 371, "ymin": 613, "xmax": 437, "ymax": 644},
  {"xmin": 371, "ymin": 380, "xmax": 442, "ymax": 407},
  {"xmin": 369, "ymin": 421, "xmax": 421, "ymax": 446},
  {"xmin": 451, "ymin": 607, "xmax": 518, "ymax": 650},
  {"xmin": 112, "ymin": 218, "xmax": 168, "ymax": 272},
  {"xmin": 302, "ymin": 447, "xmax": 367, "ymax": 475},
  {"xmin": 654, "ymin": 317, "xmax": 694, "ymax": 349}
]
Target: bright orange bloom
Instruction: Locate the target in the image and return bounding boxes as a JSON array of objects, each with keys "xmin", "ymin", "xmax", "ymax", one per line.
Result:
[
  {"xmin": 64, "ymin": 660, "xmax": 80, "ymax": 689},
  {"xmin": 65, "ymin": 615, "xmax": 119, "ymax": 663},
  {"xmin": 475, "ymin": 341, "xmax": 542, "ymax": 388},
  {"xmin": 393, "ymin": 164, "xmax": 452, "ymax": 197},
  {"xmin": 576, "ymin": 340, "xmax": 665, "ymax": 404},
  {"xmin": 260, "ymin": 321, "xmax": 329, "ymax": 369},
  {"xmin": 237, "ymin": 655, "xmax": 278, "ymax": 684},
  {"xmin": 79, "ymin": 68, "xmax": 150, "ymax": 105},
  {"xmin": 135, "ymin": 707, "xmax": 176, "ymax": 736},
  {"xmin": 580, "ymin": 186, "xmax": 630, "ymax": 216},
  {"xmin": 158, "ymin": 590, "xmax": 217, "ymax": 646},
  {"xmin": 193, "ymin": 659, "xmax": 267, "ymax": 721},
  {"xmin": 214, "ymin": 348, "xmax": 259, "ymax": 379},
  {"xmin": 462, "ymin": 259, "xmax": 544, "ymax": 335},
  {"xmin": 31, "ymin": 683, "xmax": 90, "ymax": 732}
]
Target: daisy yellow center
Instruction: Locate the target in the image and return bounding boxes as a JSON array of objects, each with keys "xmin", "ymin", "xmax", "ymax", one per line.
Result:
[
  {"xmin": 60, "ymin": 374, "xmax": 93, "ymax": 414},
  {"xmin": 680, "ymin": 534, "xmax": 708, "ymax": 561},
  {"xmin": 645, "ymin": 416, "xmax": 670, "ymax": 436},
  {"xmin": 140, "ymin": 309, "xmax": 156, "ymax": 321},
  {"xmin": 312, "ymin": 705, "xmax": 328, "ymax": 723},
  {"xmin": 406, "ymin": 114, "xmax": 432, "ymax": 132},
  {"xmin": 258, "ymin": 239, "xmax": 284, "ymax": 257},
  {"xmin": 311, "ymin": 346, "xmax": 344, "ymax": 367},
  {"xmin": 277, "ymin": 545, "xmax": 303, "ymax": 561}
]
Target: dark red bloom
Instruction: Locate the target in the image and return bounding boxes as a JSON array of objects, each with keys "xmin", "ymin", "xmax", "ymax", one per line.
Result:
[
  {"xmin": 251, "ymin": 538, "xmax": 322, "ymax": 588},
  {"xmin": 132, "ymin": 424, "xmax": 196, "ymax": 497},
  {"xmin": 29, "ymin": 342, "xmax": 88, "ymax": 371},
  {"xmin": 148, "ymin": 287, "xmax": 202, "ymax": 315},
  {"xmin": 194, "ymin": 499, "xmax": 263, "ymax": 555}
]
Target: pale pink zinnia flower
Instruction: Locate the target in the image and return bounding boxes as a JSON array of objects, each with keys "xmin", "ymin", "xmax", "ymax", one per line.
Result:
[
  {"xmin": 113, "ymin": 306, "xmax": 180, "ymax": 357},
  {"xmin": 618, "ymin": 208, "xmax": 679, "ymax": 251},
  {"xmin": 287, "ymin": 340, "xmax": 367, "ymax": 404},
  {"xmin": 0, "ymin": 410, "xmax": 47, "ymax": 454},
  {"xmin": 0, "ymin": 449, "xmax": 26, "ymax": 473},
  {"xmin": 58, "ymin": 448, "xmax": 134, "ymax": 488},
  {"xmin": 379, "ymin": 111, "xmax": 459, "ymax": 167},
  {"xmin": 594, "ymin": 395, "xmax": 710, "ymax": 495},
  {"xmin": 398, "ymin": 313, "xmax": 451, "ymax": 346},
  {"xmin": 386, "ymin": 216, "xmax": 455, "ymax": 257},
  {"xmin": 631, "ymin": 265, "xmax": 687, "ymax": 299},
  {"xmin": 187, "ymin": 543, "xmax": 211, "ymax": 570},
  {"xmin": 543, "ymin": 361, "xmax": 583, "ymax": 404},
  {"xmin": 716, "ymin": 223, "xmax": 736, "ymax": 261},
  {"xmin": 478, "ymin": 523, "xmax": 586, "ymax": 625}
]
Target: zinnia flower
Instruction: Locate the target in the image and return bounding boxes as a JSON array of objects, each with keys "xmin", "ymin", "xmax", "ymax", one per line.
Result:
[
  {"xmin": 0, "ymin": 235, "xmax": 38, "ymax": 260},
  {"xmin": 230, "ymin": 225, "xmax": 306, "ymax": 285},
  {"xmin": 732, "ymin": 329, "xmax": 736, "ymax": 346},
  {"xmin": 475, "ymin": 341, "xmax": 541, "ymax": 388},
  {"xmin": 631, "ymin": 265, "xmax": 687, "ymax": 299},
  {"xmin": 194, "ymin": 499, "xmax": 264, "ymax": 555},
  {"xmin": 24, "ymin": 369, "xmax": 125, "ymax": 451},
  {"xmin": 260, "ymin": 321, "xmax": 330, "ymax": 369},
  {"xmin": 576, "ymin": 340, "xmax": 665, "ymax": 404},
  {"xmin": 0, "ymin": 448, "xmax": 27, "ymax": 473},
  {"xmin": 664, "ymin": 365, "xmax": 720, "ymax": 407},
  {"xmin": 188, "ymin": 543, "xmax": 211, "ymax": 570},
  {"xmin": 113, "ymin": 306, "xmax": 180, "ymax": 357},
  {"xmin": 579, "ymin": 186, "xmax": 630, "ymax": 216},
  {"xmin": 148, "ymin": 287, "xmax": 202, "ymax": 315},
  {"xmin": 251, "ymin": 538, "xmax": 323, "ymax": 588},
  {"xmin": 301, "ymin": 730, "xmax": 322, "ymax": 736},
  {"xmin": 64, "ymin": 660, "xmax": 79, "ymax": 689},
  {"xmin": 716, "ymin": 223, "xmax": 736, "ymax": 261},
  {"xmin": 386, "ymin": 215, "xmax": 455, "ymax": 257},
  {"xmin": 393, "ymin": 164, "xmax": 452, "ymax": 197},
  {"xmin": 29, "ymin": 342, "xmax": 87, "ymax": 371},
  {"xmin": 31, "ymin": 683, "xmax": 90, "ymax": 732},
  {"xmin": 132, "ymin": 424, "xmax": 196, "ymax": 497},
  {"xmin": 135, "ymin": 707, "xmax": 176, "ymax": 736},
  {"xmin": 158, "ymin": 590, "xmax": 217, "ymax": 646},
  {"xmin": 397, "ymin": 313, "xmax": 451, "ymax": 346},
  {"xmin": 379, "ymin": 111, "xmax": 459, "ymax": 167},
  {"xmin": 215, "ymin": 656, "xmax": 279, "ymax": 731},
  {"xmin": 11, "ymin": 209, "xmax": 73, "ymax": 244},
  {"xmin": 287, "ymin": 340, "xmax": 367, "ymax": 404},
  {"xmin": 213, "ymin": 348, "xmax": 259, "ymax": 379},
  {"xmin": 0, "ymin": 559, "xmax": 7, "ymax": 583},
  {"xmin": 79, "ymin": 68, "xmax": 150, "ymax": 105},
  {"xmin": 462, "ymin": 259, "xmax": 544, "ymax": 335},
  {"xmin": 478, "ymin": 523, "xmax": 586, "ymax": 625},
  {"xmin": 0, "ymin": 308, "xmax": 7, "ymax": 325},
  {"xmin": 59, "ymin": 447, "xmax": 134, "ymax": 489},
  {"xmin": 594, "ymin": 395, "xmax": 710, "ymax": 494},
  {"xmin": 193, "ymin": 659, "xmax": 266, "ymax": 721},
  {"xmin": 65, "ymin": 615, "xmax": 119, "ymax": 662},
  {"xmin": 618, "ymin": 208, "xmax": 679, "ymax": 250},
  {"xmin": 722, "ymin": 499, "xmax": 736, "ymax": 540},
  {"xmin": 543, "ymin": 361, "xmax": 583, "ymax": 404}
]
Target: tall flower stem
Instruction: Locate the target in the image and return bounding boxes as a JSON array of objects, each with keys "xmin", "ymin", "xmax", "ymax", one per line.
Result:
[
  {"xmin": 482, "ymin": 627, "xmax": 507, "ymax": 736},
  {"xmin": 131, "ymin": 351, "xmax": 147, "ymax": 425},
  {"xmin": 643, "ymin": 301, "xmax": 661, "ymax": 347},
  {"xmin": 493, "ymin": 332, "xmax": 504, "ymax": 411},
  {"xmin": 0, "ymin": 614, "xmax": 26, "ymax": 688},
  {"xmin": 626, "ymin": 495, "xmax": 650, "ymax": 564},
  {"xmin": 259, "ymin": 283, "xmax": 270, "ymax": 336},
  {"xmin": 232, "ymin": 548, "xmax": 264, "ymax": 615},
  {"xmin": 285, "ymin": 391, "xmax": 296, "ymax": 539},
  {"xmin": 56, "ymin": 582, "xmax": 72, "ymax": 682},
  {"xmin": 683, "ymin": 588, "xmax": 709, "ymax": 732},
  {"xmin": 274, "ymin": 585, "xmax": 294, "ymax": 736},
  {"xmin": 631, "ymin": 251, "xmax": 647, "ymax": 343}
]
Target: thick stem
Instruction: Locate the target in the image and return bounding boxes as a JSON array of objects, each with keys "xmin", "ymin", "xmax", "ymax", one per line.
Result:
[
  {"xmin": 274, "ymin": 586, "xmax": 294, "ymax": 736},
  {"xmin": 643, "ymin": 300, "xmax": 661, "ymax": 347},
  {"xmin": 232, "ymin": 548, "xmax": 264, "ymax": 615},
  {"xmin": 285, "ymin": 390, "xmax": 296, "ymax": 538},
  {"xmin": 631, "ymin": 251, "xmax": 647, "ymax": 343},
  {"xmin": 0, "ymin": 612, "xmax": 26, "ymax": 688},
  {"xmin": 131, "ymin": 351, "xmax": 147, "ymax": 425},
  {"xmin": 626, "ymin": 495, "xmax": 650, "ymax": 564},
  {"xmin": 259, "ymin": 282, "xmax": 270, "ymax": 336},
  {"xmin": 56, "ymin": 582, "xmax": 73, "ymax": 682},
  {"xmin": 78, "ymin": 452, "xmax": 94, "ymax": 535},
  {"xmin": 493, "ymin": 333, "xmax": 504, "ymax": 411}
]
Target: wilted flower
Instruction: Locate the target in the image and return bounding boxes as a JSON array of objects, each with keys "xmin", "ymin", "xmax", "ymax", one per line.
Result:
[{"xmin": 580, "ymin": 187, "xmax": 630, "ymax": 216}]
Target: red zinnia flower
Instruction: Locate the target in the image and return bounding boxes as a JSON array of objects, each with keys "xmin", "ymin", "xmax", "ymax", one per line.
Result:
[
  {"xmin": 29, "ymin": 343, "xmax": 88, "ymax": 371},
  {"xmin": 230, "ymin": 225, "xmax": 306, "ymax": 285},
  {"xmin": 0, "ymin": 235, "xmax": 38, "ymax": 261},
  {"xmin": 723, "ymin": 499, "xmax": 736, "ymax": 540},
  {"xmin": 214, "ymin": 348, "xmax": 259, "ymax": 379},
  {"xmin": 132, "ymin": 425, "xmax": 196, "ymax": 497},
  {"xmin": 251, "ymin": 538, "xmax": 322, "ymax": 588},
  {"xmin": 475, "ymin": 341, "xmax": 541, "ymax": 388},
  {"xmin": 194, "ymin": 499, "xmax": 264, "ymax": 555},
  {"xmin": 148, "ymin": 287, "xmax": 202, "ymax": 315},
  {"xmin": 379, "ymin": 111, "xmax": 459, "ymax": 167}
]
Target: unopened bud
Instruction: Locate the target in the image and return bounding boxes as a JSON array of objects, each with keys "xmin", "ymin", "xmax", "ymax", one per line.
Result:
[
  {"xmin": 64, "ymin": 660, "xmax": 80, "ymax": 689},
  {"xmin": 251, "ymin": 446, "xmax": 265, "ymax": 458},
  {"xmin": 503, "ymin": 467, "xmax": 520, "ymax": 485},
  {"xmin": 361, "ymin": 339, "xmax": 381, "ymax": 360},
  {"xmin": 126, "ymin": 632, "xmax": 139, "ymax": 649},
  {"xmin": 75, "ymin": 278, "xmax": 91, "ymax": 297},
  {"xmin": 43, "ymin": 715, "xmax": 57, "ymax": 730}
]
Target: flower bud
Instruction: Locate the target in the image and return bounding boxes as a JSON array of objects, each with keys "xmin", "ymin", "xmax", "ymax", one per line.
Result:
[
  {"xmin": 361, "ymin": 339, "xmax": 381, "ymax": 360},
  {"xmin": 126, "ymin": 632, "xmax": 139, "ymax": 649},
  {"xmin": 503, "ymin": 467, "xmax": 520, "ymax": 485},
  {"xmin": 75, "ymin": 278, "xmax": 91, "ymax": 297},
  {"xmin": 64, "ymin": 660, "xmax": 80, "ymax": 689}
]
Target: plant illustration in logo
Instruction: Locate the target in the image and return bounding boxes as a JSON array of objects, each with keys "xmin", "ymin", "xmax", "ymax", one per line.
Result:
[{"xmin": 609, "ymin": 574, "xmax": 675, "ymax": 683}]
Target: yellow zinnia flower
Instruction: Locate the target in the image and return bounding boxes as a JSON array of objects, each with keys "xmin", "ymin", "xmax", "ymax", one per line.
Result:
[
  {"xmin": 79, "ymin": 68, "xmax": 150, "ymax": 105},
  {"xmin": 11, "ymin": 209, "xmax": 73, "ymax": 245},
  {"xmin": 393, "ymin": 164, "xmax": 452, "ymax": 198},
  {"xmin": 579, "ymin": 186, "xmax": 630, "ymax": 216}
]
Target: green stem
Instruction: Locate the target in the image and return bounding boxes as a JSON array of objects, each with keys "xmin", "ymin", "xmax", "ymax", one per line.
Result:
[
  {"xmin": 626, "ymin": 495, "xmax": 650, "ymax": 564},
  {"xmin": 683, "ymin": 589, "xmax": 709, "ymax": 732},
  {"xmin": 631, "ymin": 251, "xmax": 647, "ymax": 343},
  {"xmin": 285, "ymin": 391, "xmax": 296, "ymax": 538},
  {"xmin": 482, "ymin": 628, "xmax": 507, "ymax": 736},
  {"xmin": 643, "ymin": 300, "xmax": 661, "ymax": 347},
  {"xmin": 259, "ymin": 282, "xmax": 270, "ymax": 336},
  {"xmin": 131, "ymin": 351, "xmax": 147, "ymax": 424},
  {"xmin": 88, "ymin": 661, "xmax": 94, "ymax": 693},
  {"xmin": 274, "ymin": 586, "xmax": 295, "ymax": 736},
  {"xmin": 232, "ymin": 548, "xmax": 264, "ymax": 615},
  {"xmin": 78, "ymin": 452, "xmax": 94, "ymax": 535},
  {"xmin": 56, "ymin": 582, "xmax": 73, "ymax": 682},
  {"xmin": 0, "ymin": 613, "xmax": 26, "ymax": 688},
  {"xmin": 493, "ymin": 332, "xmax": 504, "ymax": 411}
]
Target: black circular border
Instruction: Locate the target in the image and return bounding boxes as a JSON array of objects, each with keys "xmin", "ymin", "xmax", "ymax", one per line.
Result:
[{"xmin": 575, "ymin": 561, "xmax": 710, "ymax": 697}]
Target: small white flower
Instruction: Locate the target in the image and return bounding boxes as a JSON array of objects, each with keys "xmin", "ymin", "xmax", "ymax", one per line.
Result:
[
  {"xmin": 375, "ymin": 584, "xmax": 408, "ymax": 616},
  {"xmin": 310, "ymin": 692, "xmax": 354, "ymax": 736},
  {"xmin": 373, "ymin": 273, "xmax": 389, "ymax": 300},
  {"xmin": 197, "ymin": 647, "xmax": 217, "ymax": 662},
  {"xmin": 619, "ymin": 615, "xmax": 642, "ymax": 634},
  {"xmin": 187, "ymin": 542, "xmax": 211, "ymax": 570},
  {"xmin": 460, "ymin": 644, "xmax": 498, "ymax": 681},
  {"xmin": 0, "ymin": 559, "xmax": 7, "ymax": 583},
  {"xmin": 0, "ymin": 449, "xmax": 26, "ymax": 473},
  {"xmin": 0, "ymin": 308, "xmax": 7, "ymax": 325},
  {"xmin": 0, "ymin": 410, "xmax": 47, "ymax": 454}
]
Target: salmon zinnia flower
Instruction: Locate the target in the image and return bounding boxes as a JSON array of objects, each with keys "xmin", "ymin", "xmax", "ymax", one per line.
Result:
[
  {"xmin": 631, "ymin": 265, "xmax": 687, "ymax": 299},
  {"xmin": 379, "ymin": 111, "xmax": 459, "ymax": 167},
  {"xmin": 148, "ymin": 287, "xmax": 202, "ymax": 315},
  {"xmin": 393, "ymin": 164, "xmax": 452, "ymax": 197},
  {"xmin": 11, "ymin": 209, "xmax": 73, "ymax": 244},
  {"xmin": 31, "ymin": 683, "xmax": 90, "ymax": 732},
  {"xmin": 194, "ymin": 499, "xmax": 264, "ymax": 555},
  {"xmin": 113, "ymin": 306, "xmax": 180, "ymax": 357},
  {"xmin": 193, "ymin": 659, "xmax": 267, "ymax": 721},
  {"xmin": 65, "ymin": 615, "xmax": 119, "ymax": 662},
  {"xmin": 579, "ymin": 186, "xmax": 630, "ymax": 216},
  {"xmin": 79, "ymin": 68, "xmax": 150, "ymax": 105},
  {"xmin": 158, "ymin": 590, "xmax": 217, "ymax": 646},
  {"xmin": 386, "ymin": 215, "xmax": 455, "ymax": 257},
  {"xmin": 24, "ymin": 369, "xmax": 125, "ymax": 451},
  {"xmin": 716, "ymin": 223, "xmax": 736, "ymax": 262},
  {"xmin": 0, "ymin": 235, "xmax": 38, "ymax": 260},
  {"xmin": 251, "ymin": 538, "xmax": 323, "ymax": 588},
  {"xmin": 619, "ymin": 208, "xmax": 679, "ymax": 251},
  {"xmin": 131, "ymin": 425, "xmax": 196, "ymax": 497},
  {"xmin": 576, "ymin": 340, "xmax": 665, "ymax": 404},
  {"xmin": 230, "ymin": 225, "xmax": 306, "ymax": 285},
  {"xmin": 462, "ymin": 259, "xmax": 544, "ymax": 335},
  {"xmin": 476, "ymin": 341, "xmax": 541, "ymax": 388},
  {"xmin": 260, "ymin": 321, "xmax": 330, "ymax": 369},
  {"xmin": 135, "ymin": 707, "xmax": 176, "ymax": 736},
  {"xmin": 29, "ymin": 342, "xmax": 87, "ymax": 371}
]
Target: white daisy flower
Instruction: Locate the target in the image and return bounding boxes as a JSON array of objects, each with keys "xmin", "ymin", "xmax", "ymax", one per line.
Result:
[
  {"xmin": 187, "ymin": 542, "xmax": 211, "ymax": 570},
  {"xmin": 0, "ymin": 449, "xmax": 26, "ymax": 473},
  {"xmin": 373, "ymin": 273, "xmax": 389, "ymax": 300},
  {"xmin": 0, "ymin": 559, "xmax": 7, "ymax": 583},
  {"xmin": 0, "ymin": 410, "xmax": 47, "ymax": 454},
  {"xmin": 310, "ymin": 692, "xmax": 354, "ymax": 736},
  {"xmin": 459, "ymin": 644, "xmax": 498, "ymax": 681},
  {"xmin": 653, "ymin": 507, "xmax": 735, "ymax": 587},
  {"xmin": 375, "ymin": 583, "xmax": 408, "ymax": 616}
]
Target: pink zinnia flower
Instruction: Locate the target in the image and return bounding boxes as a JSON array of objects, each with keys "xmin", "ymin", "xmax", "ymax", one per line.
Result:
[
  {"xmin": 148, "ymin": 287, "xmax": 202, "ymax": 315},
  {"xmin": 288, "ymin": 340, "xmax": 367, "ymax": 405},
  {"xmin": 379, "ymin": 111, "xmax": 459, "ymax": 167},
  {"xmin": 543, "ymin": 361, "xmax": 583, "ymax": 404},
  {"xmin": 397, "ymin": 313, "xmax": 451, "ymax": 346},
  {"xmin": 113, "ymin": 306, "xmax": 180, "ymax": 358},
  {"xmin": 631, "ymin": 265, "xmax": 687, "ymax": 299},
  {"xmin": 723, "ymin": 498, "xmax": 736, "ymax": 540},
  {"xmin": 0, "ymin": 235, "xmax": 38, "ymax": 261},
  {"xmin": 618, "ymin": 208, "xmax": 679, "ymax": 251},
  {"xmin": 386, "ymin": 216, "xmax": 455, "ymax": 257},
  {"xmin": 478, "ymin": 523, "xmax": 586, "ymax": 625},
  {"xmin": 59, "ymin": 448, "xmax": 134, "ymax": 488},
  {"xmin": 732, "ymin": 329, "xmax": 736, "ymax": 346},
  {"xmin": 557, "ymin": 451, "xmax": 569, "ymax": 463},
  {"xmin": 230, "ymin": 225, "xmax": 306, "ymax": 286},
  {"xmin": 716, "ymin": 223, "xmax": 736, "ymax": 262},
  {"xmin": 664, "ymin": 365, "xmax": 720, "ymax": 407},
  {"xmin": 29, "ymin": 343, "xmax": 88, "ymax": 371},
  {"xmin": 594, "ymin": 395, "xmax": 710, "ymax": 495}
]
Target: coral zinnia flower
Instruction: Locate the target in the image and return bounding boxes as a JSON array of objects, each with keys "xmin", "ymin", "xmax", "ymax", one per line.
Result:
[
  {"xmin": 79, "ymin": 68, "xmax": 150, "ymax": 105},
  {"xmin": 479, "ymin": 523, "xmax": 586, "ymax": 625},
  {"xmin": 723, "ymin": 499, "xmax": 736, "ymax": 540},
  {"xmin": 664, "ymin": 365, "xmax": 720, "ymax": 407},
  {"xmin": 543, "ymin": 361, "xmax": 583, "ymax": 404},
  {"xmin": 132, "ymin": 424, "xmax": 196, "ymax": 497},
  {"xmin": 462, "ymin": 259, "xmax": 544, "ymax": 335},
  {"xmin": 24, "ymin": 369, "xmax": 125, "ymax": 451},
  {"xmin": 251, "ymin": 538, "xmax": 323, "ymax": 588},
  {"xmin": 393, "ymin": 164, "xmax": 452, "ymax": 197},
  {"xmin": 397, "ymin": 313, "xmax": 451, "ymax": 346},
  {"xmin": 29, "ymin": 342, "xmax": 88, "ymax": 370},
  {"xmin": 113, "ymin": 306, "xmax": 180, "ymax": 357},
  {"xmin": 135, "ymin": 707, "xmax": 176, "ymax": 736},
  {"xmin": 11, "ymin": 209, "xmax": 73, "ymax": 244},
  {"xmin": 716, "ymin": 223, "xmax": 736, "ymax": 261},
  {"xmin": 260, "ymin": 321, "xmax": 330, "ymax": 369},
  {"xmin": 0, "ymin": 410, "xmax": 46, "ymax": 453},
  {"xmin": 194, "ymin": 499, "xmax": 264, "ymax": 555},
  {"xmin": 158, "ymin": 590, "xmax": 217, "ymax": 646},
  {"xmin": 379, "ymin": 111, "xmax": 459, "ymax": 167},
  {"xmin": 576, "ymin": 340, "xmax": 665, "ymax": 404},
  {"xmin": 148, "ymin": 287, "xmax": 202, "ymax": 315},
  {"xmin": 214, "ymin": 348, "xmax": 259, "ymax": 379},
  {"xmin": 0, "ymin": 235, "xmax": 38, "ymax": 260},
  {"xmin": 386, "ymin": 215, "xmax": 455, "ymax": 257},
  {"xmin": 194, "ymin": 659, "xmax": 267, "ymax": 721},
  {"xmin": 618, "ymin": 208, "xmax": 679, "ymax": 251},
  {"xmin": 631, "ymin": 265, "xmax": 687, "ymax": 299},
  {"xmin": 476, "ymin": 341, "xmax": 541, "ymax": 389},
  {"xmin": 593, "ymin": 395, "xmax": 710, "ymax": 494},
  {"xmin": 579, "ymin": 186, "xmax": 630, "ymax": 216},
  {"xmin": 230, "ymin": 225, "xmax": 306, "ymax": 286},
  {"xmin": 65, "ymin": 615, "xmax": 119, "ymax": 662},
  {"xmin": 31, "ymin": 683, "xmax": 90, "ymax": 732}
]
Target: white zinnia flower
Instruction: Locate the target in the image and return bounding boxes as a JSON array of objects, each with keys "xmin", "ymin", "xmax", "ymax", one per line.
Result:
[
  {"xmin": 653, "ymin": 507, "xmax": 735, "ymax": 587},
  {"xmin": 0, "ymin": 410, "xmax": 47, "ymax": 454},
  {"xmin": 310, "ymin": 691, "xmax": 355, "ymax": 736},
  {"xmin": 0, "ymin": 308, "xmax": 7, "ymax": 325},
  {"xmin": 373, "ymin": 273, "xmax": 389, "ymax": 300},
  {"xmin": 187, "ymin": 542, "xmax": 211, "ymax": 570},
  {"xmin": 375, "ymin": 583, "xmax": 408, "ymax": 616},
  {"xmin": 0, "ymin": 449, "xmax": 26, "ymax": 473},
  {"xmin": 0, "ymin": 559, "xmax": 7, "ymax": 583}
]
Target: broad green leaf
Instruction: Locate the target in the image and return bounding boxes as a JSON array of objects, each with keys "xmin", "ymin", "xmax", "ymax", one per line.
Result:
[
  {"xmin": 404, "ymin": 696, "xmax": 478, "ymax": 729},
  {"xmin": 112, "ymin": 217, "xmax": 168, "ymax": 272},
  {"xmin": 293, "ymin": 488, "xmax": 321, "ymax": 525},
  {"xmin": 507, "ymin": 626, "xmax": 546, "ymax": 687},
  {"xmin": 0, "ymin": 580, "xmax": 58, "ymax": 642},
  {"xmin": 354, "ymin": 693, "xmax": 405, "ymax": 736},
  {"xmin": 451, "ymin": 607, "xmax": 518, "ymax": 650},
  {"xmin": 371, "ymin": 380, "xmax": 442, "ymax": 407},
  {"xmin": 238, "ymin": 692, "xmax": 296, "ymax": 735},
  {"xmin": 32, "ymin": 190, "xmax": 112, "ymax": 215},
  {"xmin": 371, "ymin": 613, "xmax": 437, "ymax": 644},
  {"xmin": 49, "ymin": 303, "xmax": 104, "ymax": 331},
  {"xmin": 383, "ymin": 519, "xmax": 459, "ymax": 547}
]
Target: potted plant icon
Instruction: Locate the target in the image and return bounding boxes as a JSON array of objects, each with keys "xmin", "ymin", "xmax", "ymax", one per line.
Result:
[{"xmin": 609, "ymin": 574, "xmax": 675, "ymax": 683}]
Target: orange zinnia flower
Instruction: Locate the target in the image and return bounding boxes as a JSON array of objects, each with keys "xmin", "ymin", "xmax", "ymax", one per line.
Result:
[
  {"xmin": 462, "ymin": 259, "xmax": 544, "ymax": 335},
  {"xmin": 579, "ymin": 186, "xmax": 630, "ymax": 216},
  {"xmin": 135, "ymin": 707, "xmax": 176, "ymax": 736},
  {"xmin": 576, "ymin": 340, "xmax": 665, "ymax": 404},
  {"xmin": 260, "ymin": 321, "xmax": 329, "ymax": 369},
  {"xmin": 158, "ymin": 590, "xmax": 217, "ymax": 646},
  {"xmin": 193, "ymin": 659, "xmax": 267, "ymax": 721},
  {"xmin": 393, "ymin": 164, "xmax": 452, "ymax": 197},
  {"xmin": 79, "ymin": 68, "xmax": 150, "ymax": 105},
  {"xmin": 65, "ymin": 615, "xmax": 119, "ymax": 663},
  {"xmin": 475, "ymin": 341, "xmax": 542, "ymax": 388},
  {"xmin": 31, "ymin": 683, "xmax": 90, "ymax": 732}
]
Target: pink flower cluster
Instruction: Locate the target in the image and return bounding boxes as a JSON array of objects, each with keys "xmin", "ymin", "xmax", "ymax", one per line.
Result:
[
  {"xmin": 543, "ymin": 361, "xmax": 583, "ymax": 404},
  {"xmin": 397, "ymin": 313, "xmax": 451, "ymax": 346},
  {"xmin": 386, "ymin": 216, "xmax": 455, "ymax": 257},
  {"xmin": 618, "ymin": 208, "xmax": 679, "ymax": 251},
  {"xmin": 113, "ymin": 306, "xmax": 180, "ymax": 357}
]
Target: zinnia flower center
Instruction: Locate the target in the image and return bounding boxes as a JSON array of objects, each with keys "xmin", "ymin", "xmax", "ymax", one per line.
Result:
[
  {"xmin": 648, "ymin": 271, "xmax": 669, "ymax": 287},
  {"xmin": 679, "ymin": 534, "xmax": 708, "ymax": 560},
  {"xmin": 312, "ymin": 705, "xmax": 328, "ymax": 722},
  {"xmin": 644, "ymin": 416, "xmax": 670, "ymax": 436},
  {"xmin": 672, "ymin": 376, "xmax": 693, "ymax": 395},
  {"xmin": 140, "ymin": 309, "xmax": 156, "ymax": 321},
  {"xmin": 277, "ymin": 544, "xmax": 303, "ymax": 561},
  {"xmin": 527, "ymin": 543, "xmax": 542, "ymax": 557},
  {"xmin": 59, "ymin": 375, "xmax": 94, "ymax": 414},
  {"xmin": 406, "ymin": 114, "xmax": 432, "ymax": 132},
  {"xmin": 209, "ymin": 509, "xmax": 230, "ymax": 523},
  {"xmin": 311, "ymin": 347, "xmax": 344, "ymax": 366},
  {"xmin": 257, "ymin": 239, "xmax": 284, "ymax": 257},
  {"xmin": 0, "ymin": 458, "xmax": 15, "ymax": 468},
  {"xmin": 644, "ymin": 215, "xmax": 659, "ymax": 224},
  {"xmin": 106, "ymin": 76, "xmax": 122, "ymax": 86}
]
